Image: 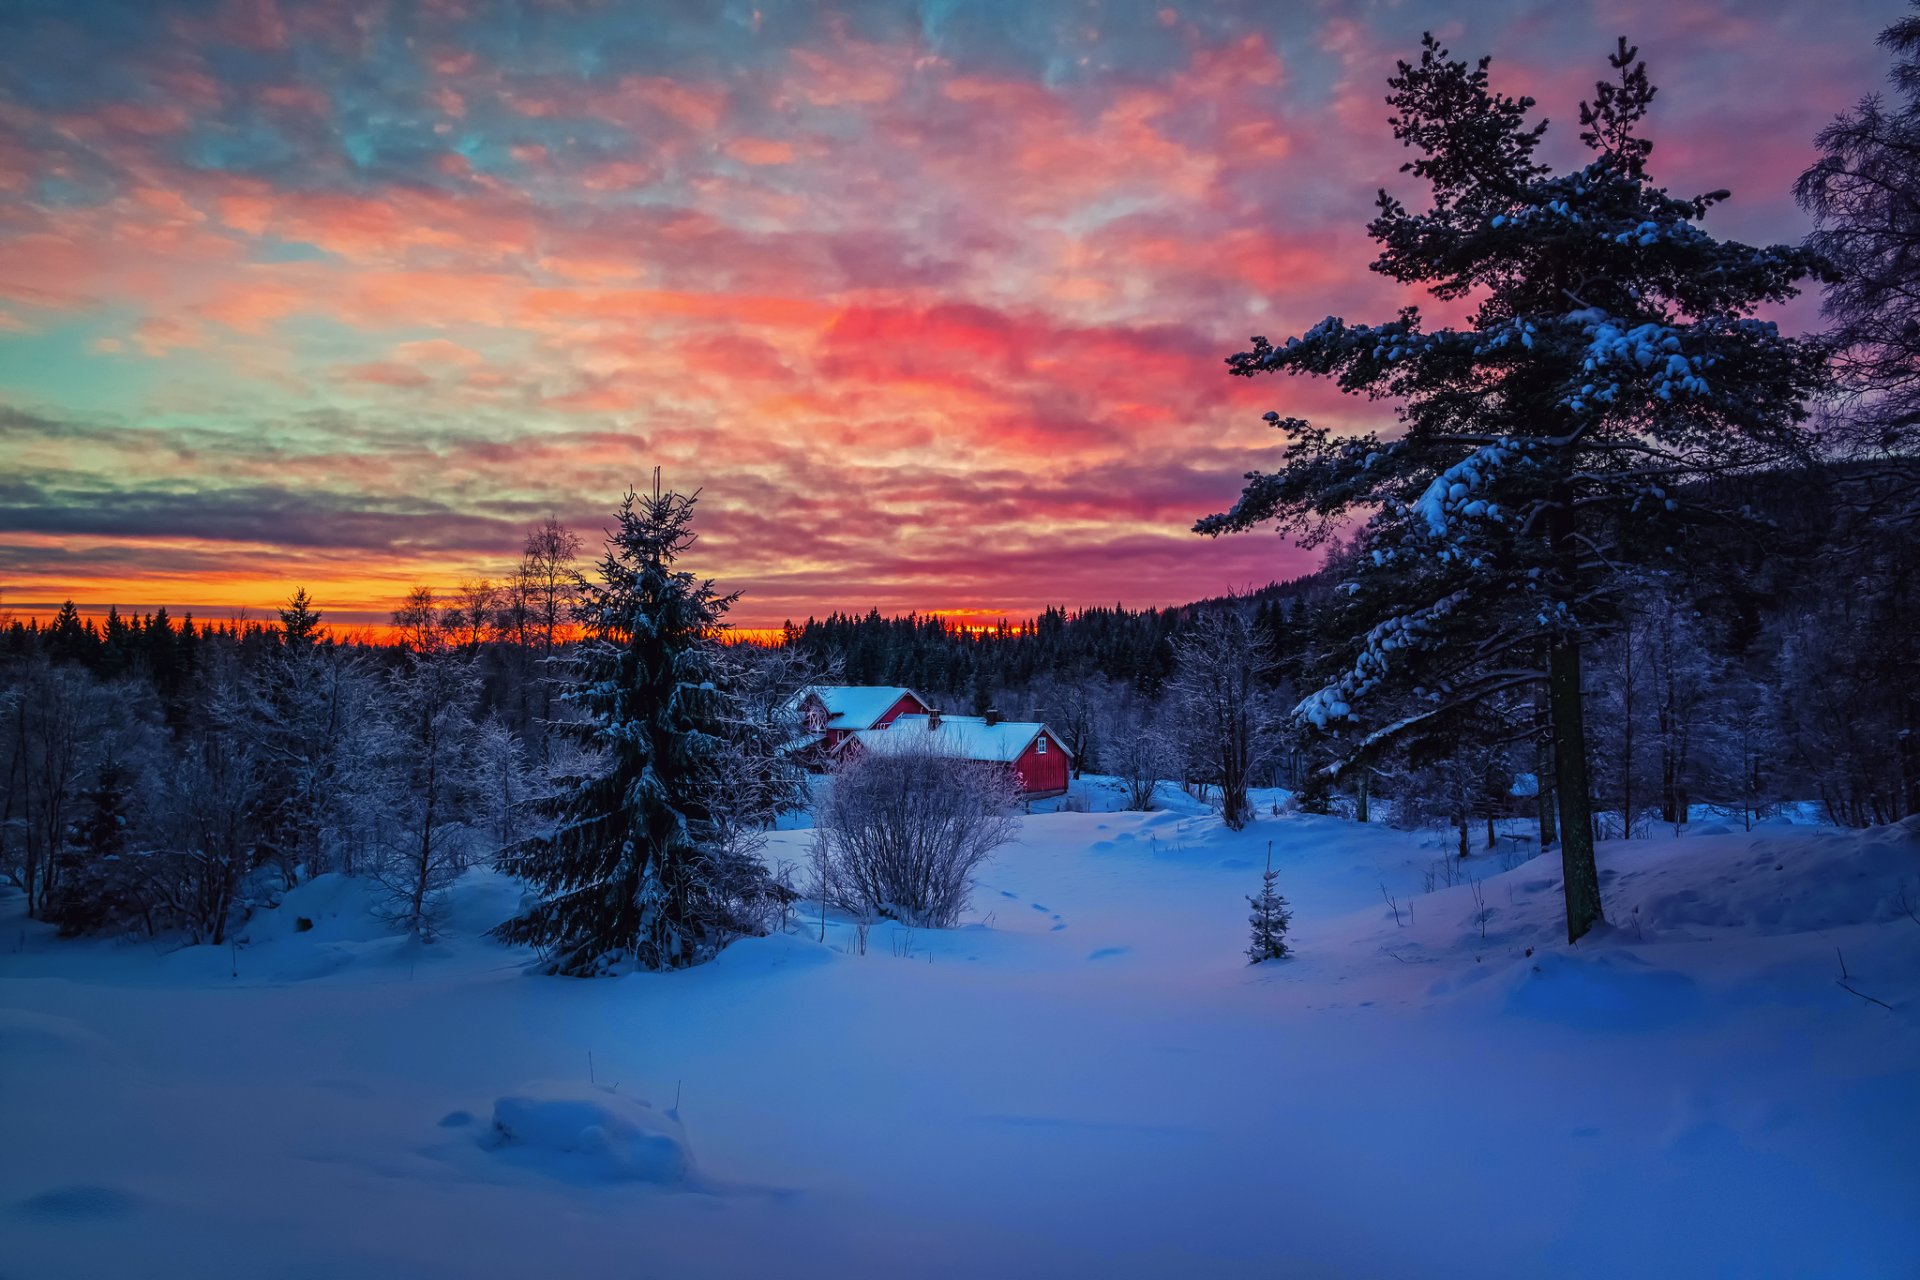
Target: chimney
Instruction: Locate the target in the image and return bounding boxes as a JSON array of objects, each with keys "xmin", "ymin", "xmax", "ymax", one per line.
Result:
[
  {"xmin": 983, "ymin": 707, "xmax": 1002, "ymax": 727},
  {"xmin": 927, "ymin": 708, "xmax": 942, "ymax": 730}
]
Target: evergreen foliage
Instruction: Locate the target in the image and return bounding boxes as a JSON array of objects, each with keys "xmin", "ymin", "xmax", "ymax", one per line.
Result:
[
  {"xmin": 493, "ymin": 484, "xmax": 771, "ymax": 975},
  {"xmin": 1246, "ymin": 847, "xmax": 1292, "ymax": 963},
  {"xmin": 1197, "ymin": 35, "xmax": 1826, "ymax": 940}
]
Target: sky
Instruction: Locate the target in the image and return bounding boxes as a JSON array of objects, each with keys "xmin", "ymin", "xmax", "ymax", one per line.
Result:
[{"xmin": 0, "ymin": 0, "xmax": 1902, "ymax": 630}]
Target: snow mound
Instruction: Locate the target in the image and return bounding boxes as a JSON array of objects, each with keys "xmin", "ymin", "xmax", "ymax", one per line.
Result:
[
  {"xmin": 1615, "ymin": 822, "xmax": 1920, "ymax": 936},
  {"xmin": 486, "ymin": 1082, "xmax": 695, "ymax": 1185},
  {"xmin": 1501, "ymin": 950, "xmax": 1704, "ymax": 1029},
  {"xmin": 0, "ymin": 1009, "xmax": 116, "ymax": 1060},
  {"xmin": 235, "ymin": 872, "xmax": 389, "ymax": 946},
  {"xmin": 705, "ymin": 929, "xmax": 834, "ymax": 973},
  {"xmin": 436, "ymin": 868, "xmax": 533, "ymax": 939}
]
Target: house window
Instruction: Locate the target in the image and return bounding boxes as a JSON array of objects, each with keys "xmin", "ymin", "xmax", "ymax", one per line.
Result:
[{"xmin": 1036, "ymin": 737, "xmax": 1047, "ymax": 753}]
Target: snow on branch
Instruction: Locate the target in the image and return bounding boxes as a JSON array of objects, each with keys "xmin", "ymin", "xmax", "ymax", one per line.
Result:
[
  {"xmin": 1294, "ymin": 590, "xmax": 1469, "ymax": 729},
  {"xmin": 1410, "ymin": 440, "xmax": 1521, "ymax": 539}
]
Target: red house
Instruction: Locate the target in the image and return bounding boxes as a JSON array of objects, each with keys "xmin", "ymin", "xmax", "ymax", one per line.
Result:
[
  {"xmin": 839, "ymin": 708, "xmax": 1072, "ymax": 800},
  {"xmin": 793, "ymin": 686, "xmax": 931, "ymax": 749}
]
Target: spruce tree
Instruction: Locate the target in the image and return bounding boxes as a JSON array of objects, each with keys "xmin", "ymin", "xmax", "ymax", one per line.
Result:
[
  {"xmin": 1198, "ymin": 36, "xmax": 1825, "ymax": 941},
  {"xmin": 495, "ymin": 481, "xmax": 762, "ymax": 974},
  {"xmin": 279, "ymin": 588, "xmax": 323, "ymax": 648},
  {"xmin": 1246, "ymin": 846, "xmax": 1292, "ymax": 963},
  {"xmin": 45, "ymin": 756, "xmax": 140, "ymax": 937}
]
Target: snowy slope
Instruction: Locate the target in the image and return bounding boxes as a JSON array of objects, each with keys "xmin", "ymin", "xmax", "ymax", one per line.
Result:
[{"xmin": 2, "ymin": 809, "xmax": 1916, "ymax": 1278}]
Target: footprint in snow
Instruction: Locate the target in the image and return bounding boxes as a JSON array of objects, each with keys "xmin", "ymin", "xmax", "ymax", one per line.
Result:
[
  {"xmin": 1030, "ymin": 903, "xmax": 1049, "ymax": 912},
  {"xmin": 1087, "ymin": 947, "xmax": 1129, "ymax": 961},
  {"xmin": 999, "ymin": 890, "xmax": 1019, "ymax": 900}
]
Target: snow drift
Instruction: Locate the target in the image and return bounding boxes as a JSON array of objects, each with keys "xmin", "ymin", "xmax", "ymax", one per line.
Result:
[{"xmin": 484, "ymin": 1082, "xmax": 696, "ymax": 1186}]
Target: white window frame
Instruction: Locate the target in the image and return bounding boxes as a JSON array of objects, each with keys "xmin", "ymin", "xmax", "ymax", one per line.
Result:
[{"xmin": 1036, "ymin": 736, "xmax": 1047, "ymax": 754}]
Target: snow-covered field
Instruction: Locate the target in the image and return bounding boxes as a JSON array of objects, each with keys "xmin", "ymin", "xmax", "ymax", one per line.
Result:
[{"xmin": 3, "ymin": 787, "xmax": 1918, "ymax": 1278}]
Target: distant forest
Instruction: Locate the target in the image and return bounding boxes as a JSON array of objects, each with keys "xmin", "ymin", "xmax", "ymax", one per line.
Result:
[{"xmin": 6, "ymin": 447, "xmax": 1912, "ymax": 826}]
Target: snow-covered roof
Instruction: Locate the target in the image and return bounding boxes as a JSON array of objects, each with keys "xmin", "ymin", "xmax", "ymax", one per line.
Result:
[
  {"xmin": 802, "ymin": 685, "xmax": 926, "ymax": 730},
  {"xmin": 851, "ymin": 713, "xmax": 1070, "ymax": 763}
]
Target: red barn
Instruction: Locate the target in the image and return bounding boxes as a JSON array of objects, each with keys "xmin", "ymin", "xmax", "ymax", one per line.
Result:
[
  {"xmin": 840, "ymin": 709, "xmax": 1071, "ymax": 800},
  {"xmin": 793, "ymin": 685, "xmax": 932, "ymax": 750}
]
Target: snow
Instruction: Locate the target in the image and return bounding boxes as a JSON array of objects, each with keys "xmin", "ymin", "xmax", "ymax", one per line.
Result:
[
  {"xmin": 856, "ymin": 712, "xmax": 1055, "ymax": 763},
  {"xmin": 1411, "ymin": 440, "xmax": 1517, "ymax": 538},
  {"xmin": 803, "ymin": 685, "xmax": 925, "ymax": 730},
  {"xmin": 483, "ymin": 1081, "xmax": 696, "ymax": 1185},
  {"xmin": 2, "ymin": 802, "xmax": 1916, "ymax": 1277},
  {"xmin": 1295, "ymin": 590, "xmax": 1469, "ymax": 727}
]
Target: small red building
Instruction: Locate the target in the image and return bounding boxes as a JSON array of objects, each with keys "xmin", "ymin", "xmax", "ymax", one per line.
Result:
[
  {"xmin": 839, "ymin": 708, "xmax": 1071, "ymax": 800},
  {"xmin": 794, "ymin": 686, "xmax": 931, "ymax": 749}
]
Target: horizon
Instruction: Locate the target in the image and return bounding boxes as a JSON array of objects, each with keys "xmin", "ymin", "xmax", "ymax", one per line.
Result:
[{"xmin": 0, "ymin": 591, "xmax": 1263, "ymax": 640}]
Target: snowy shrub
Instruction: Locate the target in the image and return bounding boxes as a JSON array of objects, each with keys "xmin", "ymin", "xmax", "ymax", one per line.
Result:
[
  {"xmin": 812, "ymin": 733, "xmax": 1018, "ymax": 928},
  {"xmin": 486, "ymin": 1081, "xmax": 695, "ymax": 1185}
]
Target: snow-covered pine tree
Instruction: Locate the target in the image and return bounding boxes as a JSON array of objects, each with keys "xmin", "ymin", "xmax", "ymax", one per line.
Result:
[
  {"xmin": 1246, "ymin": 845, "xmax": 1291, "ymax": 963},
  {"xmin": 494, "ymin": 481, "xmax": 763, "ymax": 974},
  {"xmin": 248, "ymin": 589, "xmax": 378, "ymax": 884},
  {"xmin": 1197, "ymin": 36, "xmax": 1826, "ymax": 941}
]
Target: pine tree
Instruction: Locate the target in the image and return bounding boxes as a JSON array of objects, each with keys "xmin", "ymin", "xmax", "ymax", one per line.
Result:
[
  {"xmin": 249, "ymin": 589, "xmax": 374, "ymax": 884},
  {"xmin": 279, "ymin": 588, "xmax": 323, "ymax": 648},
  {"xmin": 1246, "ymin": 845, "xmax": 1292, "ymax": 963},
  {"xmin": 44, "ymin": 755, "xmax": 141, "ymax": 937},
  {"xmin": 1198, "ymin": 35, "xmax": 1825, "ymax": 941},
  {"xmin": 494, "ymin": 481, "xmax": 764, "ymax": 975}
]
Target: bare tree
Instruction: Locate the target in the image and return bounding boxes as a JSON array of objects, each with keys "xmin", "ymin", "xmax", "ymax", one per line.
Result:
[
  {"xmin": 450, "ymin": 578, "xmax": 501, "ymax": 653},
  {"xmin": 1108, "ymin": 694, "xmax": 1168, "ymax": 811},
  {"xmin": 1022, "ymin": 674, "xmax": 1098, "ymax": 777},
  {"xmin": 391, "ymin": 585, "xmax": 447, "ymax": 655},
  {"xmin": 514, "ymin": 516, "xmax": 584, "ymax": 760},
  {"xmin": 372, "ymin": 652, "xmax": 487, "ymax": 938},
  {"xmin": 1, "ymin": 660, "xmax": 115, "ymax": 916},
  {"xmin": 147, "ymin": 655, "xmax": 267, "ymax": 945},
  {"xmin": 812, "ymin": 734, "xmax": 1019, "ymax": 928},
  {"xmin": 521, "ymin": 515, "xmax": 583, "ymax": 656},
  {"xmin": 1797, "ymin": 5, "xmax": 1920, "ymax": 472},
  {"xmin": 472, "ymin": 714, "xmax": 535, "ymax": 860},
  {"xmin": 1167, "ymin": 610, "xmax": 1278, "ymax": 830}
]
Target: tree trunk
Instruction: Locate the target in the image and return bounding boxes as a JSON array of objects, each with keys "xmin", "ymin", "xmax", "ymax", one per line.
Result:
[
  {"xmin": 1355, "ymin": 771, "xmax": 1369, "ymax": 824},
  {"xmin": 1534, "ymin": 686, "xmax": 1558, "ymax": 850},
  {"xmin": 1549, "ymin": 640, "xmax": 1604, "ymax": 942},
  {"xmin": 1619, "ymin": 627, "xmax": 1636, "ymax": 841}
]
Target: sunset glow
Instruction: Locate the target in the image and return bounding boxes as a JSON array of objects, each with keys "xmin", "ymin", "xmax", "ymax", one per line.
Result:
[{"xmin": 0, "ymin": 0, "xmax": 1894, "ymax": 627}]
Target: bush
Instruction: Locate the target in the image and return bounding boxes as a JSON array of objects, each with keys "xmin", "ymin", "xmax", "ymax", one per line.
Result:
[{"xmin": 811, "ymin": 733, "xmax": 1019, "ymax": 928}]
